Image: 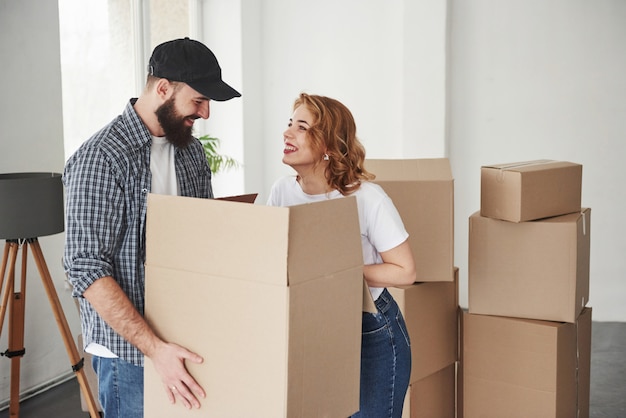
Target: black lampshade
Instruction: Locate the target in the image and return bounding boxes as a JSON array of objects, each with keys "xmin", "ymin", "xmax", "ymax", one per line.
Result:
[{"xmin": 0, "ymin": 172, "xmax": 65, "ymax": 240}]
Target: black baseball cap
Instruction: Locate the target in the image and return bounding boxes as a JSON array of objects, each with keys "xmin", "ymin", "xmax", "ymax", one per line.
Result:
[{"xmin": 148, "ymin": 37, "xmax": 241, "ymax": 101}]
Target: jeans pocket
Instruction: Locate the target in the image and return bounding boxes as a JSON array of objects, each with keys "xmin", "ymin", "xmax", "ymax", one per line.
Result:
[
  {"xmin": 395, "ymin": 310, "xmax": 411, "ymax": 347},
  {"xmin": 362, "ymin": 312, "xmax": 388, "ymax": 335}
]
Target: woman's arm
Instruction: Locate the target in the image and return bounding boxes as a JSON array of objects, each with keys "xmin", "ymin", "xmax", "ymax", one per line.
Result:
[{"xmin": 363, "ymin": 239, "xmax": 416, "ymax": 288}]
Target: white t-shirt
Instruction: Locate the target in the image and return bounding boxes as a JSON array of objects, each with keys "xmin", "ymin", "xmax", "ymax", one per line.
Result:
[
  {"xmin": 150, "ymin": 136, "xmax": 178, "ymax": 195},
  {"xmin": 86, "ymin": 136, "xmax": 178, "ymax": 358},
  {"xmin": 266, "ymin": 176, "xmax": 409, "ymax": 301}
]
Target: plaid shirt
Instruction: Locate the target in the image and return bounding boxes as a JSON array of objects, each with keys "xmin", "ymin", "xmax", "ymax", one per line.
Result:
[{"xmin": 63, "ymin": 99, "xmax": 212, "ymax": 366}]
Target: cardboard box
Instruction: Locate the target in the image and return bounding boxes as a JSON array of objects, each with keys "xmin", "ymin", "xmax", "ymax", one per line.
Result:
[
  {"xmin": 462, "ymin": 309, "xmax": 592, "ymax": 418},
  {"xmin": 481, "ymin": 160, "xmax": 582, "ymax": 222},
  {"xmin": 388, "ymin": 268, "xmax": 459, "ymax": 384},
  {"xmin": 469, "ymin": 209, "xmax": 590, "ymax": 323},
  {"xmin": 143, "ymin": 194, "xmax": 364, "ymax": 418},
  {"xmin": 366, "ymin": 158, "xmax": 454, "ymax": 282},
  {"xmin": 402, "ymin": 363, "xmax": 457, "ymax": 418}
]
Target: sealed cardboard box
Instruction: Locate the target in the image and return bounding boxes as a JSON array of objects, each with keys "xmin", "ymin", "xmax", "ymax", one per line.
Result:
[
  {"xmin": 480, "ymin": 160, "xmax": 582, "ymax": 222},
  {"xmin": 388, "ymin": 268, "xmax": 459, "ymax": 384},
  {"xmin": 401, "ymin": 363, "xmax": 457, "ymax": 418},
  {"xmin": 143, "ymin": 194, "xmax": 364, "ymax": 418},
  {"xmin": 367, "ymin": 158, "xmax": 455, "ymax": 281},
  {"xmin": 462, "ymin": 309, "xmax": 592, "ymax": 418},
  {"xmin": 469, "ymin": 209, "xmax": 590, "ymax": 323}
]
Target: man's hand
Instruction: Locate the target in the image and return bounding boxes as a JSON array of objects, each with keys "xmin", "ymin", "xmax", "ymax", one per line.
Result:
[
  {"xmin": 83, "ymin": 277, "xmax": 206, "ymax": 408},
  {"xmin": 149, "ymin": 341, "xmax": 206, "ymax": 409}
]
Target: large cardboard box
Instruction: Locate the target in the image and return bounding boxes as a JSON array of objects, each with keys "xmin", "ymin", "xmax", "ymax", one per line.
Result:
[
  {"xmin": 143, "ymin": 194, "xmax": 364, "ymax": 418},
  {"xmin": 480, "ymin": 160, "xmax": 582, "ymax": 222},
  {"xmin": 388, "ymin": 268, "xmax": 459, "ymax": 384},
  {"xmin": 366, "ymin": 158, "xmax": 454, "ymax": 282},
  {"xmin": 462, "ymin": 309, "xmax": 592, "ymax": 418},
  {"xmin": 469, "ymin": 209, "xmax": 590, "ymax": 323},
  {"xmin": 401, "ymin": 363, "xmax": 457, "ymax": 418}
]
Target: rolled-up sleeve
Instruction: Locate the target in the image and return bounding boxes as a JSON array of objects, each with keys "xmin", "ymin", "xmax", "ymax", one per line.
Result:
[{"xmin": 63, "ymin": 144, "xmax": 124, "ymax": 297}]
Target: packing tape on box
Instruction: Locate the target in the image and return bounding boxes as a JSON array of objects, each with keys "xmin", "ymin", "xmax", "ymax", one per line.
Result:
[
  {"xmin": 492, "ymin": 159, "xmax": 555, "ymax": 182},
  {"xmin": 495, "ymin": 159, "xmax": 555, "ymax": 170}
]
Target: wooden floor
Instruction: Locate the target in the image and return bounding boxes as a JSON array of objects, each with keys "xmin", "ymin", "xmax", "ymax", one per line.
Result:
[{"xmin": 1, "ymin": 321, "xmax": 625, "ymax": 417}]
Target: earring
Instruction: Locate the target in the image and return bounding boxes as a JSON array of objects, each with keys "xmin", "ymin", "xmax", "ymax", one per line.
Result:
[{"xmin": 323, "ymin": 153, "xmax": 330, "ymax": 161}]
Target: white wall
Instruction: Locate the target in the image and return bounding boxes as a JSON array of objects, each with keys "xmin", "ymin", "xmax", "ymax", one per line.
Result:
[
  {"xmin": 237, "ymin": 0, "xmax": 449, "ymax": 204},
  {"xmin": 449, "ymin": 0, "xmax": 626, "ymax": 322},
  {"xmin": 0, "ymin": 0, "xmax": 81, "ymax": 404},
  {"xmin": 200, "ymin": 0, "xmax": 449, "ymax": 198},
  {"xmin": 195, "ymin": 0, "xmax": 247, "ymax": 198}
]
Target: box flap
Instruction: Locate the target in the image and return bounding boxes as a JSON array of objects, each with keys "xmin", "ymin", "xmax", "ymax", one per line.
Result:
[
  {"xmin": 216, "ymin": 193, "xmax": 258, "ymax": 203},
  {"xmin": 146, "ymin": 194, "xmax": 362, "ymax": 287},
  {"xmin": 366, "ymin": 158, "xmax": 452, "ymax": 181},
  {"xmin": 146, "ymin": 194, "xmax": 290, "ymax": 285},
  {"xmin": 287, "ymin": 196, "xmax": 362, "ymax": 285}
]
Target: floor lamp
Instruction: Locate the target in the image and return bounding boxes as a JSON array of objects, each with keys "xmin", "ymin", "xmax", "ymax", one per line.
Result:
[{"xmin": 0, "ymin": 173, "xmax": 99, "ymax": 417}]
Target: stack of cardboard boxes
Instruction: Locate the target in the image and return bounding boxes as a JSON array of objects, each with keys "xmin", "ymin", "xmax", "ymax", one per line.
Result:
[
  {"xmin": 81, "ymin": 158, "xmax": 592, "ymax": 417},
  {"xmin": 81, "ymin": 158, "xmax": 461, "ymax": 417},
  {"xmin": 462, "ymin": 160, "xmax": 592, "ymax": 418},
  {"xmin": 367, "ymin": 159, "xmax": 459, "ymax": 418}
]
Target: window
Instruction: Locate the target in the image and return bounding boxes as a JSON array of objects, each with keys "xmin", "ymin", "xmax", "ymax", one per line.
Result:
[
  {"xmin": 59, "ymin": 0, "xmax": 244, "ymax": 196},
  {"xmin": 59, "ymin": 0, "xmax": 190, "ymax": 158}
]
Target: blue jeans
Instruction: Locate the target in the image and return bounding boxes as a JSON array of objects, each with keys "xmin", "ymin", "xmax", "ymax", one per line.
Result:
[
  {"xmin": 92, "ymin": 356, "xmax": 144, "ymax": 418},
  {"xmin": 351, "ymin": 288, "xmax": 412, "ymax": 418}
]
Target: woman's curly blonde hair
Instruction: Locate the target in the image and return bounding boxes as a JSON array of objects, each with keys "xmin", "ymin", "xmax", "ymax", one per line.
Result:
[{"xmin": 294, "ymin": 93, "xmax": 375, "ymax": 195}]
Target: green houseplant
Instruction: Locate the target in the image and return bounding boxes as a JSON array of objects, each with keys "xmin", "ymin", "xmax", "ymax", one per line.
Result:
[{"xmin": 197, "ymin": 134, "xmax": 239, "ymax": 174}]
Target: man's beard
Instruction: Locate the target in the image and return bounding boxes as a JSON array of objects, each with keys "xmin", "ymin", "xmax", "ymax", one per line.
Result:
[{"xmin": 155, "ymin": 96, "xmax": 196, "ymax": 148}]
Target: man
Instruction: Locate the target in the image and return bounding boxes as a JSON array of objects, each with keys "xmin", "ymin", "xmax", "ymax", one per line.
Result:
[{"xmin": 63, "ymin": 37, "xmax": 241, "ymax": 417}]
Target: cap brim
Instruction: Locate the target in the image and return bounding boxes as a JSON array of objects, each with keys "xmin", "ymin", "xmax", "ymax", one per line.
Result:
[{"xmin": 187, "ymin": 79, "xmax": 241, "ymax": 102}]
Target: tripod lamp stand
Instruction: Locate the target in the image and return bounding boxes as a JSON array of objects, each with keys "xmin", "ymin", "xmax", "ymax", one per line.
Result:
[{"xmin": 0, "ymin": 172, "xmax": 99, "ymax": 417}]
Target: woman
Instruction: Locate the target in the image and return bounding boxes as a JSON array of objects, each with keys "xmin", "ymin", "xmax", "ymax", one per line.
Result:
[{"xmin": 267, "ymin": 93, "xmax": 416, "ymax": 418}]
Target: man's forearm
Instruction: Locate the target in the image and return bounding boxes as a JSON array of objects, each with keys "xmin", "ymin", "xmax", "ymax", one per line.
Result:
[{"xmin": 82, "ymin": 276, "xmax": 162, "ymax": 357}]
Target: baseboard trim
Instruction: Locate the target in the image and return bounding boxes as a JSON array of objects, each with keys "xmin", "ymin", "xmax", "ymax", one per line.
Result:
[{"xmin": 0, "ymin": 371, "xmax": 75, "ymax": 411}]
